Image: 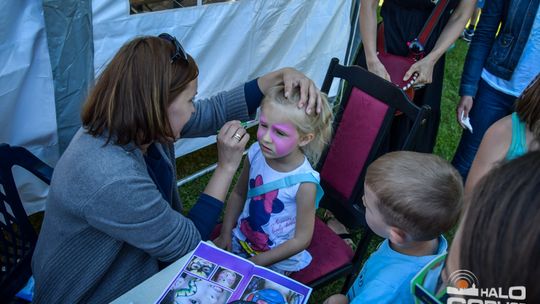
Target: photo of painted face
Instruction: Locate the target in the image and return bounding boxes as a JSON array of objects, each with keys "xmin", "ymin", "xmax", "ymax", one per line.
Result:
[
  {"xmin": 185, "ymin": 256, "xmax": 216, "ymax": 278},
  {"xmin": 240, "ymin": 276, "xmax": 303, "ymax": 304},
  {"xmin": 165, "ymin": 272, "xmax": 231, "ymax": 304},
  {"xmin": 211, "ymin": 267, "xmax": 242, "ymax": 290}
]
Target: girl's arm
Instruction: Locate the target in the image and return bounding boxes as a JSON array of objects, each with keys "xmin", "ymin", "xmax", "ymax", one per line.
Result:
[
  {"xmin": 359, "ymin": 0, "xmax": 391, "ymax": 81},
  {"xmin": 249, "ymin": 183, "xmax": 316, "ymax": 267},
  {"xmin": 214, "ymin": 157, "xmax": 251, "ymax": 251},
  {"xmin": 403, "ymin": 0, "xmax": 476, "ymax": 85}
]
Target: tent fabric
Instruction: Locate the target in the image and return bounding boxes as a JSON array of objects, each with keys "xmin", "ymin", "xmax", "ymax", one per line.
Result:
[
  {"xmin": 92, "ymin": 0, "xmax": 353, "ymax": 156},
  {"xmin": 0, "ymin": 1, "xmax": 59, "ymax": 214},
  {"xmin": 1, "ymin": 0, "xmax": 353, "ymax": 213},
  {"xmin": 43, "ymin": 0, "xmax": 94, "ymax": 153}
]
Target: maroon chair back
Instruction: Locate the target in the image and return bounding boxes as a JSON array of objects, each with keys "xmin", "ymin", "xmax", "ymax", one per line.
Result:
[
  {"xmin": 291, "ymin": 58, "xmax": 430, "ymax": 290},
  {"xmin": 320, "ymin": 87, "xmax": 388, "ymax": 208}
]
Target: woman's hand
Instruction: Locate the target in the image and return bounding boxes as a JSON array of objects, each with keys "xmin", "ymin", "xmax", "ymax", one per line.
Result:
[
  {"xmin": 282, "ymin": 68, "xmax": 322, "ymax": 115},
  {"xmin": 213, "ymin": 233, "xmax": 232, "ymax": 251},
  {"xmin": 456, "ymin": 96, "xmax": 474, "ymax": 128},
  {"xmin": 258, "ymin": 68, "xmax": 323, "ymax": 115},
  {"xmin": 203, "ymin": 121, "xmax": 249, "ymax": 202},
  {"xmin": 366, "ymin": 57, "xmax": 391, "ymax": 82},
  {"xmin": 216, "ymin": 121, "xmax": 249, "ymax": 172},
  {"xmin": 403, "ymin": 56, "xmax": 435, "ymax": 86}
]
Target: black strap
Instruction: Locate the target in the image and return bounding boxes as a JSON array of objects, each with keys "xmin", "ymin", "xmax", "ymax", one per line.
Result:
[{"xmin": 408, "ymin": 0, "xmax": 452, "ymax": 58}]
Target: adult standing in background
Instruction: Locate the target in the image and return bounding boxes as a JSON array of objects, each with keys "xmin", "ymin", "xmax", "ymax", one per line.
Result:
[
  {"xmin": 358, "ymin": 0, "xmax": 475, "ymax": 152},
  {"xmin": 452, "ymin": 0, "xmax": 540, "ymax": 181}
]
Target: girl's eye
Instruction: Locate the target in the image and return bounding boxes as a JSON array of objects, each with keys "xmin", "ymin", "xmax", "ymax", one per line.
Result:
[
  {"xmin": 259, "ymin": 123, "xmax": 267, "ymax": 129},
  {"xmin": 276, "ymin": 130, "xmax": 287, "ymax": 137}
]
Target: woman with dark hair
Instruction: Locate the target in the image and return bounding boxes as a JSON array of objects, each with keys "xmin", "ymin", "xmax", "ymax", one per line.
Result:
[
  {"xmin": 445, "ymin": 151, "xmax": 540, "ymax": 303},
  {"xmin": 31, "ymin": 35, "xmax": 323, "ymax": 303},
  {"xmin": 412, "ymin": 151, "xmax": 540, "ymax": 303},
  {"xmin": 464, "ymin": 73, "xmax": 540, "ymax": 195}
]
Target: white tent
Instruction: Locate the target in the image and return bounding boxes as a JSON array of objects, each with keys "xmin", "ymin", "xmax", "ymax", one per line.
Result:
[{"xmin": 0, "ymin": 0, "xmax": 359, "ymax": 214}]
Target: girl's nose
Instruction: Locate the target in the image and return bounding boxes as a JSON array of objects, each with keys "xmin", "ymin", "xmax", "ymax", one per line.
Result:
[{"xmin": 262, "ymin": 130, "xmax": 272, "ymax": 142}]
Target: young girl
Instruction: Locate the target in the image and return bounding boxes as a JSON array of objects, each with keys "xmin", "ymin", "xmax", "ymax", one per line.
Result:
[{"xmin": 214, "ymin": 85, "xmax": 333, "ymax": 274}]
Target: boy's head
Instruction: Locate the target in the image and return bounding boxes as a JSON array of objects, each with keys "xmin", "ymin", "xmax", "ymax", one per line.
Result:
[{"xmin": 364, "ymin": 151, "xmax": 463, "ymax": 243}]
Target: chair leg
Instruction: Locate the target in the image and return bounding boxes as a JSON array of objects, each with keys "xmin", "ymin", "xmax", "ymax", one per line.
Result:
[{"xmin": 340, "ymin": 228, "xmax": 374, "ymax": 294}]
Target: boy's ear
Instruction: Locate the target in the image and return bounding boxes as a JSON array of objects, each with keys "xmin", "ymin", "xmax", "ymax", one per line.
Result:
[
  {"xmin": 299, "ymin": 133, "xmax": 315, "ymax": 147},
  {"xmin": 388, "ymin": 226, "xmax": 409, "ymax": 246}
]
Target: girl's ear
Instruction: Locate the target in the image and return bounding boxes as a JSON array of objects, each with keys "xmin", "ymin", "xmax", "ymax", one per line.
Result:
[{"xmin": 298, "ymin": 133, "xmax": 315, "ymax": 147}]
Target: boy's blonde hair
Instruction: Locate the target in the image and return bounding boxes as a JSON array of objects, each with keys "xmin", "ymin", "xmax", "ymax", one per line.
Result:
[
  {"xmin": 261, "ymin": 85, "xmax": 334, "ymax": 165},
  {"xmin": 365, "ymin": 151, "xmax": 463, "ymax": 241}
]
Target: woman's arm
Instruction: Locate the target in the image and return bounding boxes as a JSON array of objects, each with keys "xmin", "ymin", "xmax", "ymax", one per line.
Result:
[
  {"xmin": 214, "ymin": 158, "xmax": 251, "ymax": 251},
  {"xmin": 360, "ymin": 0, "xmax": 391, "ymax": 81},
  {"xmin": 464, "ymin": 116, "xmax": 511, "ymax": 198},
  {"xmin": 202, "ymin": 121, "xmax": 249, "ymax": 201},
  {"xmin": 249, "ymin": 183, "xmax": 316, "ymax": 267},
  {"xmin": 404, "ymin": 0, "xmax": 476, "ymax": 84},
  {"xmin": 457, "ymin": 0, "xmax": 505, "ymax": 123},
  {"xmin": 182, "ymin": 69, "xmax": 323, "ymax": 138},
  {"xmin": 189, "ymin": 121, "xmax": 249, "ymax": 239}
]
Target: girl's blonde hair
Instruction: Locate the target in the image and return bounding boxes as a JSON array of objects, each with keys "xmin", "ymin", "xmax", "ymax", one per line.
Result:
[{"xmin": 261, "ymin": 85, "xmax": 334, "ymax": 165}]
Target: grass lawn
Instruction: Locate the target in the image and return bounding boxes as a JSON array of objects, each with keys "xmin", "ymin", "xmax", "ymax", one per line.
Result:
[{"xmin": 175, "ymin": 40, "xmax": 469, "ymax": 303}]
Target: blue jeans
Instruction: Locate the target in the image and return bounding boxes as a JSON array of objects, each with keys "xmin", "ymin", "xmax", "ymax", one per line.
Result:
[{"xmin": 452, "ymin": 79, "xmax": 516, "ymax": 181}]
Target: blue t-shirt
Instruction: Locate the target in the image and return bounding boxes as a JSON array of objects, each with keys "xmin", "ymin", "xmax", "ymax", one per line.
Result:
[{"xmin": 347, "ymin": 236, "xmax": 448, "ymax": 304}]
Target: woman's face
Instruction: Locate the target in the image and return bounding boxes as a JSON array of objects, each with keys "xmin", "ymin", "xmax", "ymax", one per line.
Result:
[{"xmin": 167, "ymin": 78, "xmax": 198, "ymax": 140}]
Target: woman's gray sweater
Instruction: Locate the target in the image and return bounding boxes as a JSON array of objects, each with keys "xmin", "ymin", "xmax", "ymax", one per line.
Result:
[{"xmin": 31, "ymin": 85, "xmax": 249, "ymax": 303}]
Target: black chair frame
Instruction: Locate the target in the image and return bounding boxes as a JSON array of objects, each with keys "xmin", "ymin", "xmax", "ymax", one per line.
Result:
[{"xmin": 0, "ymin": 143, "xmax": 53, "ymax": 300}]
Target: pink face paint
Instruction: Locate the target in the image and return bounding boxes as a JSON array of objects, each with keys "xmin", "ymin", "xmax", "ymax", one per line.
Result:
[{"xmin": 257, "ymin": 113, "xmax": 299, "ymax": 158}]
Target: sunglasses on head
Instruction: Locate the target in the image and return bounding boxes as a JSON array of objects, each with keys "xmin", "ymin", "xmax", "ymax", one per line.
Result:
[
  {"xmin": 158, "ymin": 33, "xmax": 188, "ymax": 64},
  {"xmin": 411, "ymin": 253, "xmax": 449, "ymax": 304}
]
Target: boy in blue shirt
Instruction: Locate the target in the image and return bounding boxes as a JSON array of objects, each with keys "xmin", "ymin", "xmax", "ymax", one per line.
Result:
[{"xmin": 324, "ymin": 151, "xmax": 463, "ymax": 304}]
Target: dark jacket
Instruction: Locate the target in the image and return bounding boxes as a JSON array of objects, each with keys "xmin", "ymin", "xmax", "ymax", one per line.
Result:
[{"xmin": 459, "ymin": 0, "xmax": 540, "ymax": 96}]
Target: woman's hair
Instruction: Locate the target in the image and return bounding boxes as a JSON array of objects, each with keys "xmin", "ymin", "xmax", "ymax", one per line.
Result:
[
  {"xmin": 365, "ymin": 151, "xmax": 463, "ymax": 241},
  {"xmin": 261, "ymin": 85, "xmax": 334, "ymax": 164},
  {"xmin": 81, "ymin": 36, "xmax": 199, "ymax": 147},
  {"xmin": 458, "ymin": 151, "xmax": 540, "ymax": 302},
  {"xmin": 516, "ymin": 73, "xmax": 540, "ymax": 141}
]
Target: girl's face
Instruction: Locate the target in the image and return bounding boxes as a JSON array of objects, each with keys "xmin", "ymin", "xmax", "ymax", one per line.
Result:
[
  {"xmin": 217, "ymin": 270, "xmax": 236, "ymax": 288},
  {"xmin": 167, "ymin": 78, "xmax": 198, "ymax": 140},
  {"xmin": 257, "ymin": 102, "xmax": 301, "ymax": 159},
  {"xmin": 175, "ymin": 279, "xmax": 223, "ymax": 304}
]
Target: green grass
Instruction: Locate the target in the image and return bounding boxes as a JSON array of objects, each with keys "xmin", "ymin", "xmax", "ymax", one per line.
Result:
[{"xmin": 175, "ymin": 40, "xmax": 469, "ymax": 303}]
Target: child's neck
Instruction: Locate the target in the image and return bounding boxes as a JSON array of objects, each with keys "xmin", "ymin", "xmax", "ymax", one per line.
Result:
[
  {"xmin": 265, "ymin": 148, "xmax": 306, "ymax": 172},
  {"xmin": 389, "ymin": 237, "xmax": 439, "ymax": 257}
]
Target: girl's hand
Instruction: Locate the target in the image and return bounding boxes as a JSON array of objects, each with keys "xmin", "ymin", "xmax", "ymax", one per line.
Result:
[
  {"xmin": 403, "ymin": 57, "xmax": 435, "ymax": 86},
  {"xmin": 366, "ymin": 57, "xmax": 391, "ymax": 82},
  {"xmin": 456, "ymin": 96, "xmax": 474, "ymax": 128},
  {"xmin": 216, "ymin": 121, "xmax": 249, "ymax": 173},
  {"xmin": 213, "ymin": 233, "xmax": 232, "ymax": 251},
  {"xmin": 281, "ymin": 68, "xmax": 323, "ymax": 115}
]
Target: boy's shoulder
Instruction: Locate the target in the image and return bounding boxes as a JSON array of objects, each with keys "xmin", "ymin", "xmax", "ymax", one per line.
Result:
[
  {"xmin": 349, "ymin": 237, "xmax": 447, "ymax": 303},
  {"xmin": 363, "ymin": 237, "xmax": 448, "ymax": 287}
]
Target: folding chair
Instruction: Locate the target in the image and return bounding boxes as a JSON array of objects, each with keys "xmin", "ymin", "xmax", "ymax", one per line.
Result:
[
  {"xmin": 289, "ymin": 58, "xmax": 431, "ymax": 291},
  {"xmin": 0, "ymin": 143, "xmax": 53, "ymax": 300}
]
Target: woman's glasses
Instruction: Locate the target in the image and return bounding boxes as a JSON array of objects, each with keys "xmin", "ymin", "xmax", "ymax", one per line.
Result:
[
  {"xmin": 411, "ymin": 253, "xmax": 448, "ymax": 304},
  {"xmin": 158, "ymin": 33, "xmax": 188, "ymax": 64}
]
